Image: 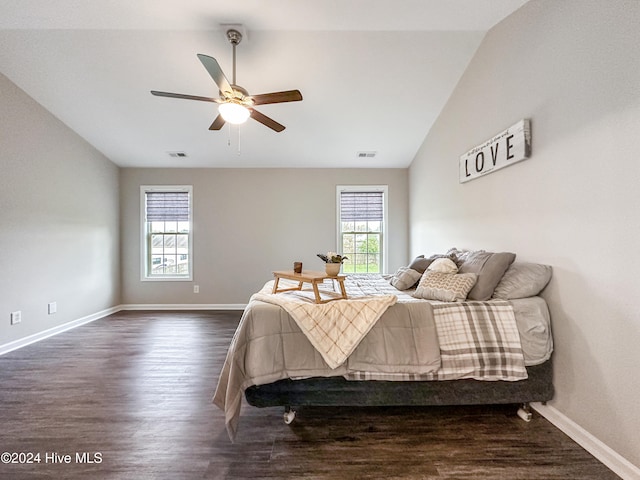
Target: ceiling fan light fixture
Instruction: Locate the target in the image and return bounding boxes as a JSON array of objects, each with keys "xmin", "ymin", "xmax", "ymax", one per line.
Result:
[
  {"xmin": 151, "ymin": 24, "xmax": 302, "ymax": 132},
  {"xmin": 218, "ymin": 102, "xmax": 250, "ymax": 124}
]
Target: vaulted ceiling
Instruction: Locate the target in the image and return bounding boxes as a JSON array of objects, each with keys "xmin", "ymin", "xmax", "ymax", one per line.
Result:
[{"xmin": 0, "ymin": 0, "xmax": 528, "ymax": 168}]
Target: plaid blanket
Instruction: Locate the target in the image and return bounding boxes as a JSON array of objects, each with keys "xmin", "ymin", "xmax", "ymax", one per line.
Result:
[
  {"xmin": 252, "ymin": 290, "xmax": 397, "ymax": 369},
  {"xmin": 432, "ymin": 301, "xmax": 527, "ymax": 380},
  {"xmin": 346, "ymin": 300, "xmax": 527, "ymax": 382}
]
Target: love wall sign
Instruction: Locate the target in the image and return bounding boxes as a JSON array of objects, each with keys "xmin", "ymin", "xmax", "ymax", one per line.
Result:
[{"xmin": 459, "ymin": 119, "xmax": 531, "ymax": 183}]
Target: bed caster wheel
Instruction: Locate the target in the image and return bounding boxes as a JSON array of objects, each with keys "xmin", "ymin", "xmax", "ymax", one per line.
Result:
[
  {"xmin": 517, "ymin": 404, "xmax": 532, "ymax": 422},
  {"xmin": 283, "ymin": 407, "xmax": 296, "ymax": 425}
]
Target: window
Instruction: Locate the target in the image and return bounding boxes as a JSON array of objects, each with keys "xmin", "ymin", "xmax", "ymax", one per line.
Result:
[
  {"xmin": 337, "ymin": 186, "xmax": 388, "ymax": 274},
  {"xmin": 141, "ymin": 186, "xmax": 193, "ymax": 281}
]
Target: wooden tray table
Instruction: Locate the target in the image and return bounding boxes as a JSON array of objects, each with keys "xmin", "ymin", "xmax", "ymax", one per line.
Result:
[{"xmin": 272, "ymin": 270, "xmax": 348, "ymax": 304}]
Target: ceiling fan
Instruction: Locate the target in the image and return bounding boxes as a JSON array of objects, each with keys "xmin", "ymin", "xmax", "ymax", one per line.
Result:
[{"xmin": 151, "ymin": 28, "xmax": 303, "ymax": 133}]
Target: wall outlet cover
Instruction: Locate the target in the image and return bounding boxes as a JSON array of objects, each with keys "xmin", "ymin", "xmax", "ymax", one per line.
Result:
[{"xmin": 11, "ymin": 311, "xmax": 22, "ymax": 325}]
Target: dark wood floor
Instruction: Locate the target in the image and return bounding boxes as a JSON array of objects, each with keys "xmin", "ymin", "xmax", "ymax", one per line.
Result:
[{"xmin": 0, "ymin": 311, "xmax": 619, "ymax": 480}]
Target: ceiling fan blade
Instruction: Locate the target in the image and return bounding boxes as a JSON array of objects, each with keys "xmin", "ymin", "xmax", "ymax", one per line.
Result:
[
  {"xmin": 251, "ymin": 90, "xmax": 303, "ymax": 105},
  {"xmin": 250, "ymin": 109, "xmax": 285, "ymax": 132},
  {"xmin": 209, "ymin": 114, "xmax": 226, "ymax": 131},
  {"xmin": 151, "ymin": 91, "xmax": 221, "ymax": 103},
  {"xmin": 197, "ymin": 54, "xmax": 233, "ymax": 95}
]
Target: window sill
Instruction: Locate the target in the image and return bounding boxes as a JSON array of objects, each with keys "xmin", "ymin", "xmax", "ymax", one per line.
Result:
[{"xmin": 141, "ymin": 276, "xmax": 193, "ymax": 282}]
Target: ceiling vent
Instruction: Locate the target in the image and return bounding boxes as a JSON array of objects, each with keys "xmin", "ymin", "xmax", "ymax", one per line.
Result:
[
  {"xmin": 167, "ymin": 151, "xmax": 188, "ymax": 158},
  {"xmin": 357, "ymin": 151, "xmax": 377, "ymax": 159}
]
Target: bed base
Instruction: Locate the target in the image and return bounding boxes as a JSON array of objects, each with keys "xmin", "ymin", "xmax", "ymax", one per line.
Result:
[
  {"xmin": 245, "ymin": 359, "xmax": 553, "ymax": 423},
  {"xmin": 281, "ymin": 403, "xmax": 533, "ymax": 425}
]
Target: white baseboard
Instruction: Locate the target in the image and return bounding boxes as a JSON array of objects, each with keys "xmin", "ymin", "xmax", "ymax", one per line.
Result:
[
  {"xmin": 532, "ymin": 402, "xmax": 640, "ymax": 480},
  {"xmin": 122, "ymin": 304, "xmax": 246, "ymax": 311},
  {"xmin": 0, "ymin": 305, "xmax": 123, "ymax": 356}
]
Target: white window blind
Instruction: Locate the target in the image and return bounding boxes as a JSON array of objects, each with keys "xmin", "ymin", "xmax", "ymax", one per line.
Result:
[
  {"xmin": 145, "ymin": 191, "xmax": 190, "ymax": 222},
  {"xmin": 339, "ymin": 191, "xmax": 384, "ymax": 221}
]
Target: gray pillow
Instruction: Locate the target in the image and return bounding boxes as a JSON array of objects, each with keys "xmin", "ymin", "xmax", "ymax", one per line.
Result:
[
  {"xmin": 389, "ymin": 267, "xmax": 423, "ymax": 290},
  {"xmin": 445, "ymin": 247, "xmax": 473, "ymax": 267},
  {"xmin": 458, "ymin": 251, "xmax": 516, "ymax": 301},
  {"xmin": 492, "ymin": 262, "xmax": 553, "ymax": 299},
  {"xmin": 409, "ymin": 253, "xmax": 458, "ymax": 273},
  {"xmin": 407, "ymin": 255, "xmax": 432, "ymax": 274}
]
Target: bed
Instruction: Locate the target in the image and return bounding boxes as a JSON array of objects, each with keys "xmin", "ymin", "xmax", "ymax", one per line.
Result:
[{"xmin": 213, "ymin": 251, "xmax": 554, "ymax": 440}]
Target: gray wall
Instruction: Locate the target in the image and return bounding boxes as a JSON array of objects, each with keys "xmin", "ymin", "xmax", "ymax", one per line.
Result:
[
  {"xmin": 409, "ymin": 0, "xmax": 640, "ymax": 468},
  {"xmin": 0, "ymin": 73, "xmax": 120, "ymax": 346},
  {"xmin": 120, "ymin": 168, "xmax": 409, "ymax": 305}
]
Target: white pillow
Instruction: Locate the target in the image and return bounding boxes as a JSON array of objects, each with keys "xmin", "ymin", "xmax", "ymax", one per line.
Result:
[
  {"xmin": 413, "ymin": 271, "xmax": 478, "ymax": 302},
  {"xmin": 426, "ymin": 258, "xmax": 458, "ymax": 274}
]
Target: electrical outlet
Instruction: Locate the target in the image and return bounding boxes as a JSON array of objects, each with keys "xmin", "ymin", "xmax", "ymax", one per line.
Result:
[
  {"xmin": 48, "ymin": 302, "xmax": 57, "ymax": 314},
  {"xmin": 193, "ymin": 285, "xmax": 200, "ymax": 294},
  {"xmin": 11, "ymin": 311, "xmax": 22, "ymax": 325}
]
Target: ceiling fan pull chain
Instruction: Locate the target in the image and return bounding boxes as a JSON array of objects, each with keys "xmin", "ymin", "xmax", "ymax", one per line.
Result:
[{"xmin": 237, "ymin": 125, "xmax": 241, "ymax": 156}]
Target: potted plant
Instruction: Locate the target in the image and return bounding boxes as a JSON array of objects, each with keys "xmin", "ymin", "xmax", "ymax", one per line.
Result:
[{"xmin": 317, "ymin": 252, "xmax": 348, "ymax": 276}]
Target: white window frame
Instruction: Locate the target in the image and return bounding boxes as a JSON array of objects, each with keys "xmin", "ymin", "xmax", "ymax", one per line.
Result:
[
  {"xmin": 140, "ymin": 185, "xmax": 193, "ymax": 281},
  {"xmin": 336, "ymin": 185, "xmax": 389, "ymax": 274}
]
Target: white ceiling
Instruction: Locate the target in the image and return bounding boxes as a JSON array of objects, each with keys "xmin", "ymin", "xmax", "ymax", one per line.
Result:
[{"xmin": 0, "ymin": 0, "xmax": 528, "ymax": 168}]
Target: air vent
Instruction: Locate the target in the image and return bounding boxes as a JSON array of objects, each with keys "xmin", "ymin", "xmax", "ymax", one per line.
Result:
[
  {"xmin": 167, "ymin": 151, "xmax": 188, "ymax": 158},
  {"xmin": 357, "ymin": 151, "xmax": 377, "ymax": 159}
]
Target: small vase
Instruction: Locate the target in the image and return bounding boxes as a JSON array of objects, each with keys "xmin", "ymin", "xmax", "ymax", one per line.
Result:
[{"xmin": 325, "ymin": 263, "xmax": 341, "ymax": 276}]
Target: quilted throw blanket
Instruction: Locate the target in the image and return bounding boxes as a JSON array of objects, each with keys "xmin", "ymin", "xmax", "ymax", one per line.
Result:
[
  {"xmin": 432, "ymin": 300, "xmax": 527, "ymax": 381},
  {"xmin": 252, "ymin": 291, "xmax": 397, "ymax": 369}
]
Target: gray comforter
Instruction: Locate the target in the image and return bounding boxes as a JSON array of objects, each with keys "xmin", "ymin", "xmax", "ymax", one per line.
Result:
[{"xmin": 213, "ymin": 297, "xmax": 440, "ymax": 440}]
